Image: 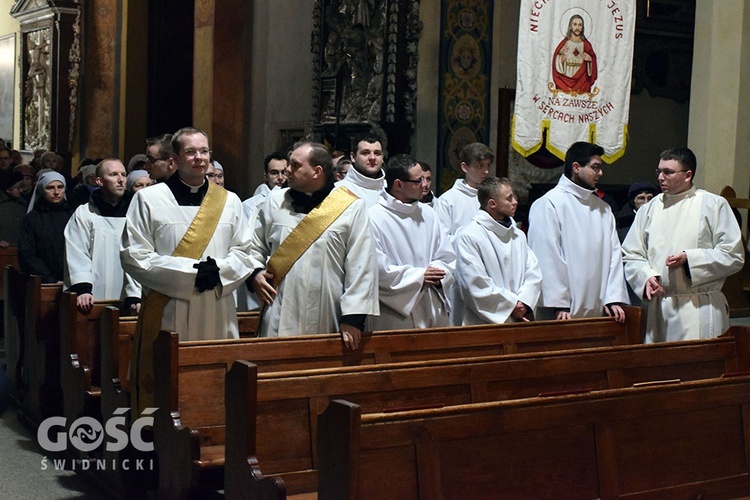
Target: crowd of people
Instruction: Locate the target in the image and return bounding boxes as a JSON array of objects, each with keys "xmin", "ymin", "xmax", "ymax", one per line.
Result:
[{"xmin": 0, "ymin": 131, "xmax": 744, "ymax": 393}]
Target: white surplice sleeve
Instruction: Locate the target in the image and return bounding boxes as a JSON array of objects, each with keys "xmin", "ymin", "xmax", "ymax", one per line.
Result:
[{"xmin": 685, "ymin": 195, "xmax": 744, "ymax": 287}]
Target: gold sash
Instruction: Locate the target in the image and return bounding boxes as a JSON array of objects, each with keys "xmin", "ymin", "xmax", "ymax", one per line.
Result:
[
  {"xmin": 266, "ymin": 187, "xmax": 358, "ymax": 288},
  {"xmin": 131, "ymin": 181, "xmax": 228, "ymax": 413}
]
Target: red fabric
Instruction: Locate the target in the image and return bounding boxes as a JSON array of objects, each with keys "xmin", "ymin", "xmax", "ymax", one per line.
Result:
[{"xmin": 552, "ymin": 38, "xmax": 598, "ymax": 93}]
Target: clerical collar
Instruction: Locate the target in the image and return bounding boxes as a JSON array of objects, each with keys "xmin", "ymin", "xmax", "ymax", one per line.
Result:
[
  {"xmin": 339, "ymin": 165, "xmax": 386, "ymax": 190},
  {"xmin": 475, "ymin": 209, "xmax": 515, "ymax": 236},
  {"xmin": 380, "ymin": 190, "xmax": 419, "ymax": 215},
  {"xmin": 453, "ymin": 178, "xmax": 478, "ymax": 197},
  {"xmin": 558, "ymin": 174, "xmax": 595, "ymax": 200},
  {"xmin": 90, "ymin": 188, "xmax": 130, "ymax": 217},
  {"xmin": 166, "ymin": 172, "xmax": 208, "ymax": 206},
  {"xmin": 289, "ymin": 177, "xmax": 336, "ymax": 214},
  {"xmin": 663, "ymin": 185, "xmax": 697, "ymax": 203}
]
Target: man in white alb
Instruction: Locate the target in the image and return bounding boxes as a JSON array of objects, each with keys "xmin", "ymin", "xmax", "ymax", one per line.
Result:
[
  {"xmin": 433, "ymin": 142, "xmax": 493, "ymax": 242},
  {"xmin": 65, "ymin": 159, "xmax": 141, "ymax": 314},
  {"xmin": 622, "ymin": 146, "xmax": 744, "ymax": 342},
  {"xmin": 454, "ymin": 177, "xmax": 542, "ymax": 325},
  {"xmin": 122, "ymin": 127, "xmax": 255, "ymax": 411},
  {"xmin": 528, "ymin": 141, "xmax": 628, "ymax": 321},
  {"xmin": 249, "ymin": 141, "xmax": 379, "ymax": 349},
  {"xmin": 335, "ymin": 132, "xmax": 386, "ymax": 208},
  {"xmin": 368, "ymin": 154, "xmax": 455, "ymax": 330}
]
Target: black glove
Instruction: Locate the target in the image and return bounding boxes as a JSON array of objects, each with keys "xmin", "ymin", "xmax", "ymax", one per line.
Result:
[{"xmin": 193, "ymin": 256, "xmax": 221, "ymax": 292}]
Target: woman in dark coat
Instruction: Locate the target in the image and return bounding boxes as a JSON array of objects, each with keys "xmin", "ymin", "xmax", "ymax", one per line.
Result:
[{"xmin": 18, "ymin": 172, "xmax": 74, "ymax": 283}]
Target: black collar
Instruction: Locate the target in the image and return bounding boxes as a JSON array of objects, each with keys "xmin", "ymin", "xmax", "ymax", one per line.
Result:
[
  {"xmin": 288, "ymin": 178, "xmax": 335, "ymax": 214},
  {"xmin": 166, "ymin": 173, "xmax": 209, "ymax": 206}
]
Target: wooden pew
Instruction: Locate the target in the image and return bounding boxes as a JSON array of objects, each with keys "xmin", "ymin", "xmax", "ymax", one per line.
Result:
[
  {"xmin": 151, "ymin": 310, "xmax": 644, "ymax": 497},
  {"xmin": 4, "ymin": 266, "xmax": 28, "ymax": 407},
  {"xmin": 100, "ymin": 306, "xmax": 137, "ymax": 427},
  {"xmin": 0, "ymin": 245, "xmax": 19, "ymax": 303},
  {"xmin": 318, "ymin": 374, "xmax": 750, "ymax": 499},
  {"xmin": 238, "ymin": 310, "xmax": 260, "ymax": 338},
  {"xmin": 58, "ymin": 292, "xmax": 122, "ymax": 430},
  {"xmin": 21, "ymin": 276, "xmax": 63, "ymax": 425},
  {"xmin": 224, "ymin": 326, "xmax": 750, "ymax": 497}
]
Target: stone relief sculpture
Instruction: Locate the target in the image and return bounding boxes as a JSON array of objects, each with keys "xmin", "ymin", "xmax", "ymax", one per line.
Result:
[
  {"xmin": 24, "ymin": 28, "xmax": 51, "ymax": 150},
  {"xmin": 314, "ymin": 0, "xmax": 421, "ymax": 127}
]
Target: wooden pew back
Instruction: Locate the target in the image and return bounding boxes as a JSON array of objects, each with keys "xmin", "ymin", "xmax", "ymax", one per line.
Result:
[
  {"xmin": 318, "ymin": 375, "xmax": 750, "ymax": 499},
  {"xmin": 0, "ymin": 245, "xmax": 18, "ymax": 300},
  {"xmin": 100, "ymin": 306, "xmax": 136, "ymax": 423},
  {"xmin": 21, "ymin": 276, "xmax": 63, "ymax": 423},
  {"xmin": 4, "ymin": 266, "xmax": 27, "ymax": 406},
  {"xmin": 225, "ymin": 326, "xmax": 750, "ymax": 495},
  {"xmin": 59, "ymin": 292, "xmax": 121, "ymax": 424},
  {"xmin": 154, "ymin": 309, "xmax": 643, "ymax": 497}
]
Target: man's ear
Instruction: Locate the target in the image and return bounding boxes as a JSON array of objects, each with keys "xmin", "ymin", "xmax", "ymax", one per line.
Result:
[
  {"xmin": 571, "ymin": 161, "xmax": 582, "ymax": 174},
  {"xmin": 313, "ymin": 165, "xmax": 324, "ymax": 178},
  {"xmin": 95, "ymin": 177, "xmax": 103, "ymax": 188},
  {"xmin": 460, "ymin": 162, "xmax": 469, "ymax": 174}
]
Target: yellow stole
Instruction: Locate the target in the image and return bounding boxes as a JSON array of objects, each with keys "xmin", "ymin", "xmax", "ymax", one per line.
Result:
[
  {"xmin": 266, "ymin": 187, "xmax": 358, "ymax": 288},
  {"xmin": 131, "ymin": 181, "xmax": 228, "ymax": 413}
]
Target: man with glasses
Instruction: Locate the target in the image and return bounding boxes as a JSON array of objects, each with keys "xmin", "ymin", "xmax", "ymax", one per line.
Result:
[
  {"xmin": 368, "ymin": 154, "xmax": 455, "ymax": 330},
  {"xmin": 122, "ymin": 127, "xmax": 255, "ymax": 411},
  {"xmin": 622, "ymin": 147, "xmax": 744, "ymax": 342},
  {"xmin": 528, "ymin": 141, "xmax": 628, "ymax": 322},
  {"xmin": 145, "ymin": 133, "xmax": 176, "ymax": 182}
]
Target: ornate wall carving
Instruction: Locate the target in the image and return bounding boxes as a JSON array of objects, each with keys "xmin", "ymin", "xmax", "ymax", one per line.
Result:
[
  {"xmin": 312, "ymin": 0, "xmax": 422, "ymax": 153},
  {"xmin": 11, "ymin": 0, "xmax": 80, "ymax": 154},
  {"xmin": 23, "ymin": 27, "xmax": 51, "ymax": 150}
]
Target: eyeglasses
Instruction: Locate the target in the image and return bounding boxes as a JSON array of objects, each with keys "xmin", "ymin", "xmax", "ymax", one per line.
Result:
[
  {"xmin": 146, "ymin": 154, "xmax": 171, "ymax": 163},
  {"xmin": 401, "ymin": 176, "xmax": 427, "ymax": 184},
  {"xmin": 655, "ymin": 168, "xmax": 689, "ymax": 177},
  {"xmin": 586, "ymin": 163, "xmax": 603, "ymax": 173},
  {"xmin": 182, "ymin": 148, "xmax": 212, "ymax": 158}
]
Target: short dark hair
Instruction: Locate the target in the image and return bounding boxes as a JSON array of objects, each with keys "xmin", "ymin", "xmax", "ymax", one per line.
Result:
[
  {"xmin": 171, "ymin": 127, "xmax": 207, "ymax": 155},
  {"xmin": 292, "ymin": 141, "xmax": 333, "ymax": 178},
  {"xmin": 384, "ymin": 154, "xmax": 418, "ymax": 193},
  {"xmin": 477, "ymin": 177, "xmax": 512, "ymax": 209},
  {"xmin": 659, "ymin": 146, "xmax": 697, "ymax": 175},
  {"xmin": 146, "ymin": 134, "xmax": 173, "ymax": 158},
  {"xmin": 350, "ymin": 132, "xmax": 386, "ymax": 156},
  {"xmin": 564, "ymin": 141, "xmax": 604, "ymax": 178},
  {"xmin": 460, "ymin": 143, "xmax": 495, "ymax": 166},
  {"xmin": 419, "ymin": 161, "xmax": 432, "ymax": 173},
  {"xmin": 263, "ymin": 152, "xmax": 287, "ymax": 174}
]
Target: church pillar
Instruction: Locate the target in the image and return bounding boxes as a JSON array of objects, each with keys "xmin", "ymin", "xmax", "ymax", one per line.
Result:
[
  {"xmin": 193, "ymin": 0, "xmax": 252, "ymax": 195},
  {"xmin": 688, "ymin": 0, "xmax": 750, "ymax": 197}
]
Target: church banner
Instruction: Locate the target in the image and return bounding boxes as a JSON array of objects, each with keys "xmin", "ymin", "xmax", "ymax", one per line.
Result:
[{"xmin": 512, "ymin": 0, "xmax": 636, "ymax": 162}]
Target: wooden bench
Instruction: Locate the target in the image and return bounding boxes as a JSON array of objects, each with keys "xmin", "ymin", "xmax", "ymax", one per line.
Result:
[
  {"xmin": 0, "ymin": 245, "xmax": 19, "ymax": 302},
  {"xmin": 151, "ymin": 310, "xmax": 644, "ymax": 497},
  {"xmin": 224, "ymin": 326, "xmax": 750, "ymax": 497},
  {"xmin": 21, "ymin": 276, "xmax": 63, "ymax": 425},
  {"xmin": 4, "ymin": 266, "xmax": 28, "ymax": 407},
  {"xmin": 318, "ymin": 374, "xmax": 750, "ymax": 499},
  {"xmin": 59, "ymin": 292, "xmax": 122, "ymax": 430}
]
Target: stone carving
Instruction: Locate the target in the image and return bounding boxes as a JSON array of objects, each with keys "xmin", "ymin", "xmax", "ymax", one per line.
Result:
[
  {"xmin": 24, "ymin": 28, "xmax": 51, "ymax": 150},
  {"xmin": 68, "ymin": 5, "xmax": 82, "ymax": 151},
  {"xmin": 313, "ymin": 0, "xmax": 421, "ymax": 127}
]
